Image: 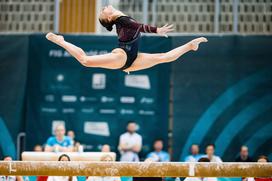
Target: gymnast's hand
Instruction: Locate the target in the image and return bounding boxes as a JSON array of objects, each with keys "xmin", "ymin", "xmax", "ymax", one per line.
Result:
[{"xmin": 157, "ymin": 24, "xmax": 174, "ymax": 38}]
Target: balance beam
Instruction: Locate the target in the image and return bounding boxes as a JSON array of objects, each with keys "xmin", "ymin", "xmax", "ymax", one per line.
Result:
[
  {"xmin": 0, "ymin": 161, "xmax": 271, "ymax": 177},
  {"xmin": 22, "ymin": 152, "xmax": 116, "ymax": 161}
]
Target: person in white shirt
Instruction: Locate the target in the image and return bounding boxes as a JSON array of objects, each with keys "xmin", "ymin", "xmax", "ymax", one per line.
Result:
[
  {"xmin": 204, "ymin": 144, "xmax": 222, "ymax": 162},
  {"xmin": 0, "ymin": 156, "xmax": 23, "ymax": 181},
  {"xmin": 183, "ymin": 157, "xmax": 218, "ymax": 181},
  {"xmin": 87, "ymin": 155, "xmax": 121, "ymax": 181},
  {"xmin": 47, "ymin": 154, "xmax": 77, "ymax": 181},
  {"xmin": 118, "ymin": 121, "xmax": 142, "ymax": 162}
]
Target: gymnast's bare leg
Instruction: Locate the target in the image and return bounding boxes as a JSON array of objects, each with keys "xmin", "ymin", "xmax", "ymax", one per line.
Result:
[
  {"xmin": 46, "ymin": 32, "xmax": 127, "ymax": 69},
  {"xmin": 46, "ymin": 32, "xmax": 207, "ymax": 72},
  {"xmin": 123, "ymin": 37, "xmax": 208, "ymax": 72}
]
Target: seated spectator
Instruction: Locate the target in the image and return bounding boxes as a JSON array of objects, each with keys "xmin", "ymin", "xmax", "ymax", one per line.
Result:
[
  {"xmin": 118, "ymin": 121, "xmax": 142, "ymax": 162},
  {"xmin": 255, "ymin": 155, "xmax": 272, "ymax": 181},
  {"xmin": 244, "ymin": 156, "xmax": 272, "ymax": 181},
  {"xmin": 101, "ymin": 144, "xmax": 111, "ymax": 152},
  {"xmin": 257, "ymin": 155, "xmax": 269, "ymax": 163},
  {"xmin": 67, "ymin": 131, "xmax": 76, "ymax": 145},
  {"xmin": 183, "ymin": 144, "xmax": 202, "ymax": 162},
  {"xmin": 33, "ymin": 144, "xmax": 43, "ymax": 152},
  {"xmin": 47, "ymin": 154, "xmax": 77, "ymax": 181},
  {"xmin": 204, "ymin": 144, "xmax": 222, "ymax": 162},
  {"xmin": 67, "ymin": 130, "xmax": 82, "ymax": 152},
  {"xmin": 0, "ymin": 156, "xmax": 23, "ymax": 181},
  {"xmin": 45, "ymin": 124, "xmax": 73, "ymax": 152},
  {"xmin": 87, "ymin": 155, "xmax": 120, "ymax": 181},
  {"xmin": 133, "ymin": 158, "xmax": 163, "ymax": 181},
  {"xmin": 146, "ymin": 139, "xmax": 170, "ymax": 162},
  {"xmin": 183, "ymin": 157, "xmax": 218, "ymax": 181},
  {"xmin": 235, "ymin": 146, "xmax": 253, "ymax": 162}
]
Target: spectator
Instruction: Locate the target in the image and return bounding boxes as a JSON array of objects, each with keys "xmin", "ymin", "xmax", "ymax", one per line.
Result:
[
  {"xmin": 235, "ymin": 146, "xmax": 253, "ymax": 162},
  {"xmin": 255, "ymin": 155, "xmax": 272, "ymax": 181},
  {"xmin": 47, "ymin": 154, "xmax": 77, "ymax": 181},
  {"xmin": 118, "ymin": 121, "xmax": 142, "ymax": 162},
  {"xmin": 244, "ymin": 156, "xmax": 272, "ymax": 181},
  {"xmin": 33, "ymin": 144, "xmax": 43, "ymax": 152},
  {"xmin": 183, "ymin": 157, "xmax": 218, "ymax": 181},
  {"xmin": 44, "ymin": 124, "xmax": 73, "ymax": 152},
  {"xmin": 87, "ymin": 154, "xmax": 120, "ymax": 181},
  {"xmin": 133, "ymin": 158, "xmax": 163, "ymax": 181},
  {"xmin": 184, "ymin": 144, "xmax": 202, "ymax": 162},
  {"xmin": 204, "ymin": 144, "xmax": 222, "ymax": 162},
  {"xmin": 146, "ymin": 139, "xmax": 170, "ymax": 162},
  {"xmin": 67, "ymin": 130, "xmax": 82, "ymax": 152},
  {"xmin": 257, "ymin": 155, "xmax": 269, "ymax": 163},
  {"xmin": 0, "ymin": 156, "xmax": 23, "ymax": 181},
  {"xmin": 101, "ymin": 144, "xmax": 111, "ymax": 152},
  {"xmin": 67, "ymin": 130, "xmax": 75, "ymax": 145}
]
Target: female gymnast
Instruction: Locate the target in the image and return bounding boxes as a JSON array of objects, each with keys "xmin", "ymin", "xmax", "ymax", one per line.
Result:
[{"xmin": 46, "ymin": 5, "xmax": 208, "ymax": 73}]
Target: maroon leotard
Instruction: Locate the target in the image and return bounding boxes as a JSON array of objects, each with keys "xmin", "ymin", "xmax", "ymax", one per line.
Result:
[
  {"xmin": 115, "ymin": 16, "xmax": 157, "ymax": 42},
  {"xmin": 114, "ymin": 16, "xmax": 157, "ymax": 70}
]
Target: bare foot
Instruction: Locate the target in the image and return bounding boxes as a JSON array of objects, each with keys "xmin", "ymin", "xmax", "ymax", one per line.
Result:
[
  {"xmin": 46, "ymin": 32, "xmax": 64, "ymax": 44},
  {"xmin": 189, "ymin": 37, "xmax": 208, "ymax": 51}
]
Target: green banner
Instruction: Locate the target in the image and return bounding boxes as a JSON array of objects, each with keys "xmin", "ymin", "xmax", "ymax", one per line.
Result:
[{"xmin": 25, "ymin": 34, "xmax": 171, "ymax": 157}]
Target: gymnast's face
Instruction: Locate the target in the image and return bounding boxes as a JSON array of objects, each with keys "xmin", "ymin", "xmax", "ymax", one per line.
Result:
[
  {"xmin": 60, "ymin": 156, "xmax": 70, "ymax": 161},
  {"xmin": 100, "ymin": 5, "xmax": 115, "ymax": 22},
  {"xmin": 258, "ymin": 158, "xmax": 268, "ymax": 163}
]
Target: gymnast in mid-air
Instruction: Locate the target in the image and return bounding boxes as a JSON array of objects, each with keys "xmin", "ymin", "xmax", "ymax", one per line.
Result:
[{"xmin": 46, "ymin": 5, "xmax": 207, "ymax": 73}]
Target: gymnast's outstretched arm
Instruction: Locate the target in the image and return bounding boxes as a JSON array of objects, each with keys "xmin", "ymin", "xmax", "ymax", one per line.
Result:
[{"xmin": 118, "ymin": 17, "xmax": 174, "ymax": 37}]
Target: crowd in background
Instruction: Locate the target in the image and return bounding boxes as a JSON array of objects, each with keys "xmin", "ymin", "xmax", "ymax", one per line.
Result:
[
  {"xmin": 1, "ymin": 121, "xmax": 271, "ymax": 181},
  {"xmin": 32, "ymin": 121, "xmax": 269, "ymax": 163}
]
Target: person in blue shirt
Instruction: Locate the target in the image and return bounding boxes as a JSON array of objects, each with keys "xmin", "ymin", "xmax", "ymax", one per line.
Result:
[
  {"xmin": 44, "ymin": 124, "xmax": 73, "ymax": 152},
  {"xmin": 183, "ymin": 144, "xmax": 203, "ymax": 162},
  {"xmin": 147, "ymin": 139, "xmax": 170, "ymax": 162}
]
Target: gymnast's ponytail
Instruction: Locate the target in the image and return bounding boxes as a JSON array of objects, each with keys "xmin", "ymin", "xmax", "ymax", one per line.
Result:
[{"xmin": 99, "ymin": 18, "xmax": 114, "ymax": 32}]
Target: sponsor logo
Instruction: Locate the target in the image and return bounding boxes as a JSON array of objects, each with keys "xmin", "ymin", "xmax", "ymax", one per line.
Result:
[
  {"xmin": 101, "ymin": 96, "xmax": 115, "ymax": 103},
  {"xmin": 81, "ymin": 108, "xmax": 95, "ymax": 113},
  {"xmin": 140, "ymin": 97, "xmax": 154, "ymax": 104},
  {"xmin": 44, "ymin": 95, "xmax": 55, "ymax": 102},
  {"xmin": 120, "ymin": 96, "xmax": 135, "ymax": 103},
  {"xmin": 84, "ymin": 122, "xmax": 110, "ymax": 136},
  {"xmin": 92, "ymin": 73, "xmax": 106, "ymax": 89},
  {"xmin": 56, "ymin": 74, "xmax": 64, "ymax": 82},
  {"xmin": 99, "ymin": 109, "xmax": 116, "ymax": 114},
  {"xmin": 49, "ymin": 50, "xmax": 63, "ymax": 57},
  {"xmin": 139, "ymin": 110, "xmax": 155, "ymax": 116},
  {"xmin": 125, "ymin": 75, "xmax": 151, "ymax": 89},
  {"xmin": 120, "ymin": 109, "xmax": 134, "ymax": 115},
  {"xmin": 62, "ymin": 108, "xmax": 75, "ymax": 113},
  {"xmin": 62, "ymin": 95, "xmax": 77, "ymax": 102},
  {"xmin": 80, "ymin": 96, "xmax": 97, "ymax": 102},
  {"xmin": 41, "ymin": 107, "xmax": 57, "ymax": 113}
]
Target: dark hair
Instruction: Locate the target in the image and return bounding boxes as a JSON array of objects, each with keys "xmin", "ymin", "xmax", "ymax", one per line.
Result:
[
  {"xmin": 258, "ymin": 155, "xmax": 269, "ymax": 162},
  {"xmin": 99, "ymin": 18, "xmax": 114, "ymax": 32},
  {"xmin": 58, "ymin": 154, "xmax": 71, "ymax": 161},
  {"xmin": 198, "ymin": 157, "xmax": 210, "ymax": 162}
]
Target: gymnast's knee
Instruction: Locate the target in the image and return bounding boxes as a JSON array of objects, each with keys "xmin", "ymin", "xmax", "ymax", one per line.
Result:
[{"xmin": 78, "ymin": 55, "xmax": 89, "ymax": 66}]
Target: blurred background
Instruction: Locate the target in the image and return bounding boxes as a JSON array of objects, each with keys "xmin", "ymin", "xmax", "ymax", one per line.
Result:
[{"xmin": 0, "ymin": 0, "xmax": 272, "ymax": 166}]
